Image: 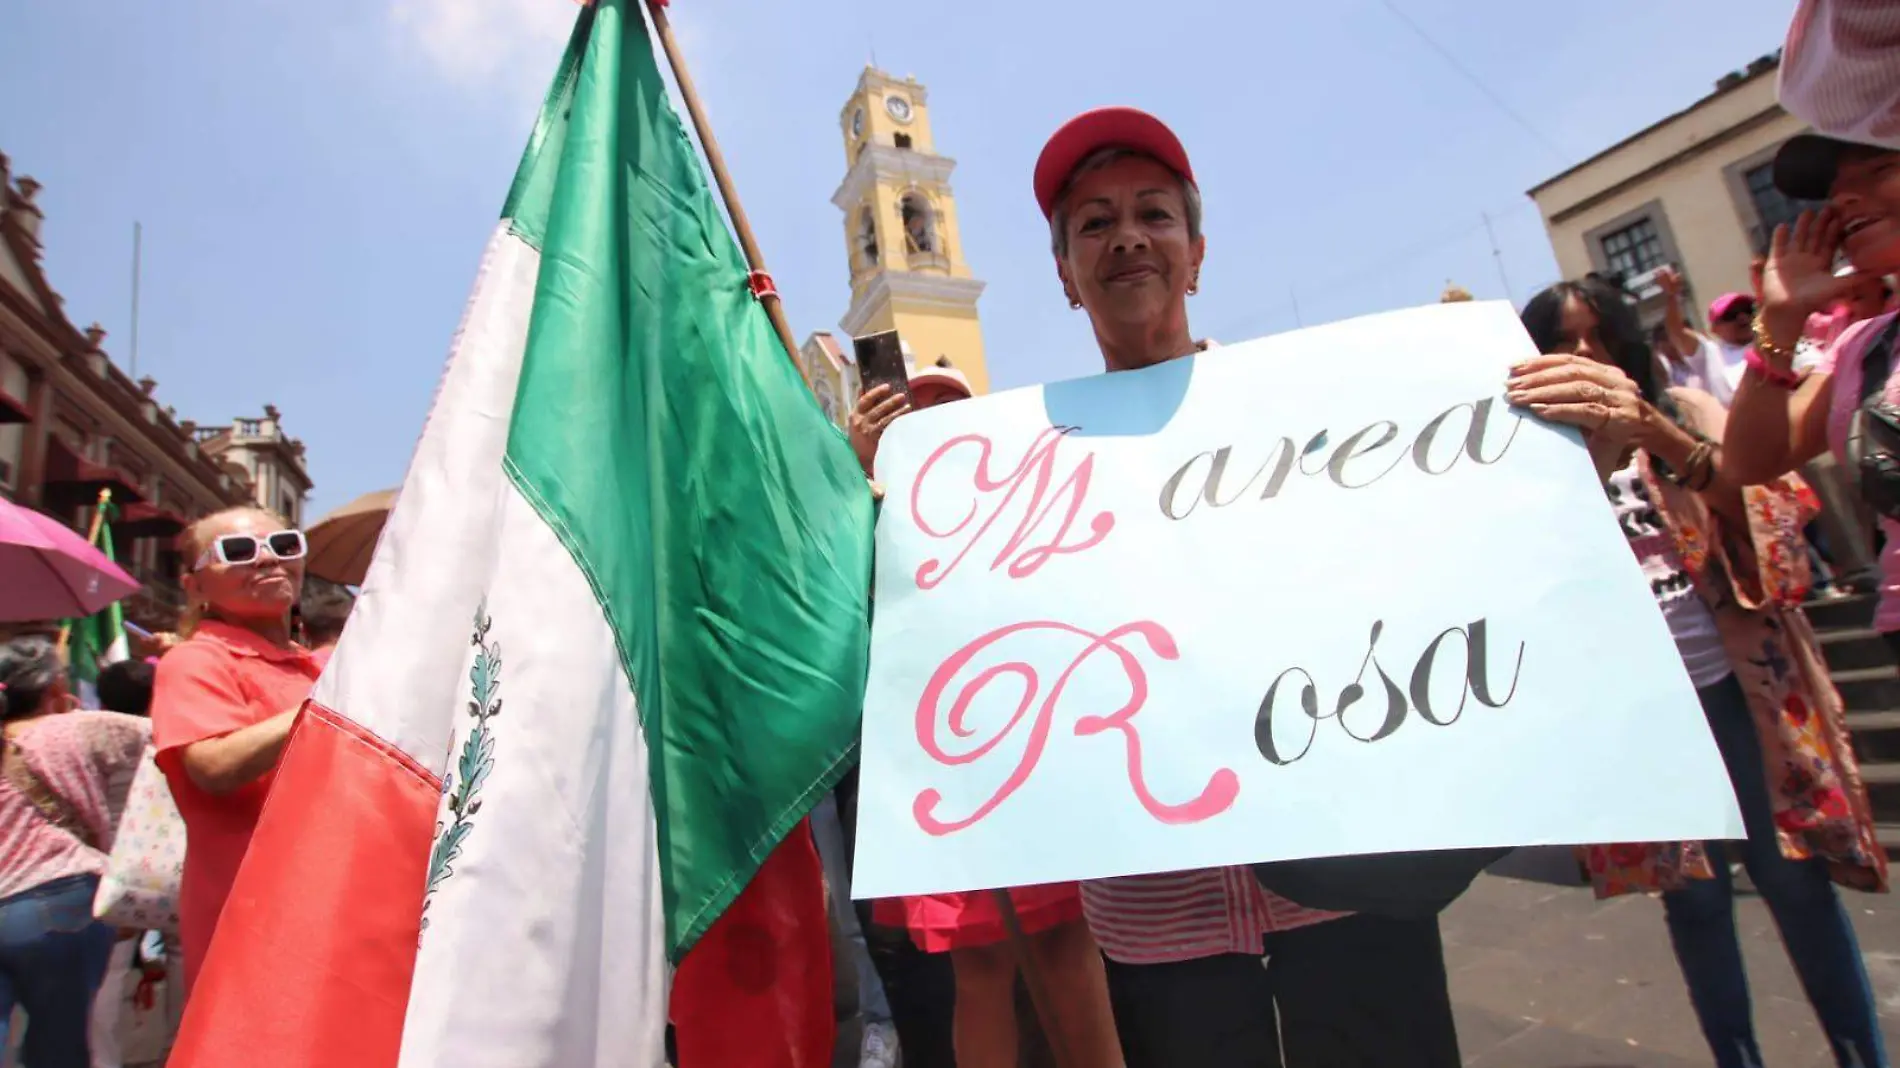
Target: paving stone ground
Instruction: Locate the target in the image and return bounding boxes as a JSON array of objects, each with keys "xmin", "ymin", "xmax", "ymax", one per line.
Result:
[
  {"xmin": 1446, "ymin": 849, "xmax": 1900, "ymax": 1066},
  {"xmin": 829, "ymin": 849, "xmax": 1896, "ymax": 1066}
]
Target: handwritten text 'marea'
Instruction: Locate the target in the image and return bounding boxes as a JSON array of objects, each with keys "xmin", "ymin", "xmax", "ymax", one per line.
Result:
[{"xmin": 1160, "ymin": 395, "xmax": 1526, "ymax": 520}]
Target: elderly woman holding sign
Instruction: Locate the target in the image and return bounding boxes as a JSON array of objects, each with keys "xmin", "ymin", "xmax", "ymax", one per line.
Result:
[
  {"xmin": 1511, "ymin": 276, "xmax": 1888, "ymax": 1068},
  {"xmin": 1034, "ymin": 107, "xmax": 1462, "ymax": 1067}
]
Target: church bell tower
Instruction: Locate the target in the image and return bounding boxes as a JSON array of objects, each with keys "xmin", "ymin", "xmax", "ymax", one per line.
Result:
[{"xmin": 833, "ymin": 68, "xmax": 990, "ymax": 395}]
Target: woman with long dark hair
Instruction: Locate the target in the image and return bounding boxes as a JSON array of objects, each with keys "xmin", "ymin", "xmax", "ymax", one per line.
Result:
[
  {"xmin": 1513, "ymin": 276, "xmax": 1888, "ymax": 1068},
  {"xmin": 0, "ymin": 635, "xmax": 149, "ymax": 1067}
]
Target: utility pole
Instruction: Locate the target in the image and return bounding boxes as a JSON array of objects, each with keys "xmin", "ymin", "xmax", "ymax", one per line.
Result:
[
  {"xmin": 1481, "ymin": 211, "xmax": 1514, "ymax": 302},
  {"xmin": 129, "ymin": 221, "xmax": 142, "ymax": 377}
]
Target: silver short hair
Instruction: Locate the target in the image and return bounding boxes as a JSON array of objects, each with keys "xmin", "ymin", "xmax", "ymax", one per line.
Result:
[
  {"xmin": 0, "ymin": 635, "xmax": 61, "ymax": 722},
  {"xmin": 1049, "ymin": 147, "xmax": 1203, "ymax": 258}
]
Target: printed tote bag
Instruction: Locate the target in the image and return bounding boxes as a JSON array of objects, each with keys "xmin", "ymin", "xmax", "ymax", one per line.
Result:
[{"xmin": 94, "ymin": 743, "xmax": 185, "ymax": 933}]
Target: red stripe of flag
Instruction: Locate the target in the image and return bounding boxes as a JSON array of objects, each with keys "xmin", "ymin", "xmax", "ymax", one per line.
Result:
[{"xmin": 168, "ymin": 702, "xmax": 439, "ymax": 1067}]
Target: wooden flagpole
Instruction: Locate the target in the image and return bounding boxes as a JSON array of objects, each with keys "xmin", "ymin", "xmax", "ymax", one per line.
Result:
[
  {"xmin": 56, "ymin": 488, "xmax": 113, "ymax": 658},
  {"xmin": 995, "ymin": 889, "xmax": 1078, "ymax": 1068},
  {"xmin": 643, "ymin": 0, "xmax": 809, "ymax": 385},
  {"xmin": 640, "ymin": 7, "xmax": 1075, "ymax": 1061}
]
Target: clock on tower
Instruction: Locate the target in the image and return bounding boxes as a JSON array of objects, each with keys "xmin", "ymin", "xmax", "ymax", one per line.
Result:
[{"xmin": 831, "ymin": 67, "xmax": 989, "ymax": 397}]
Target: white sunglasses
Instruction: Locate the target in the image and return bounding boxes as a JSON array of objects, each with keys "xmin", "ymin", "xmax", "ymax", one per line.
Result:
[{"xmin": 193, "ymin": 529, "xmax": 307, "ymax": 571}]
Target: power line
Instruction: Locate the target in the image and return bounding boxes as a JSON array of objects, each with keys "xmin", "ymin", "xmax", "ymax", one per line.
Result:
[
  {"xmin": 1374, "ymin": 0, "xmax": 1571, "ymax": 164},
  {"xmin": 1202, "ymin": 197, "xmax": 1541, "ymax": 343},
  {"xmin": 1304, "ymin": 197, "xmax": 1537, "ymax": 299}
]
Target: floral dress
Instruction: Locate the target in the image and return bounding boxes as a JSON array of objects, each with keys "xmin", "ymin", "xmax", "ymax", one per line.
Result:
[{"xmin": 1580, "ymin": 389, "xmax": 1889, "ymax": 897}]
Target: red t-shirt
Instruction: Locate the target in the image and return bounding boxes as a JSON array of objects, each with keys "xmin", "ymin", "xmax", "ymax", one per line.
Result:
[{"xmin": 151, "ymin": 620, "xmax": 322, "ymax": 994}]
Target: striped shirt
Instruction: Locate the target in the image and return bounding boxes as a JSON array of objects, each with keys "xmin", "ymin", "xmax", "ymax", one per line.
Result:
[
  {"xmin": 1078, "ymin": 332, "xmax": 1346, "ymax": 965},
  {"xmin": 1080, "ymin": 866, "xmax": 1346, "ymax": 965},
  {"xmin": 1780, "ymin": 0, "xmax": 1900, "ymax": 151}
]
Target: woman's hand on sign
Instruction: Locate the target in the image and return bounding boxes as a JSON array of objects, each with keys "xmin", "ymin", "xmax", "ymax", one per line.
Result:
[
  {"xmin": 849, "ymin": 384, "xmax": 912, "ymax": 478},
  {"xmin": 1506, "ymin": 353, "xmax": 1651, "ymax": 447}
]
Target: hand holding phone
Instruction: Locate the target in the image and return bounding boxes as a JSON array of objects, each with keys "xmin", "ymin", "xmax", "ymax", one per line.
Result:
[
  {"xmin": 848, "ymin": 383, "xmax": 911, "ymax": 478},
  {"xmin": 854, "ymin": 330, "xmax": 912, "ymax": 402}
]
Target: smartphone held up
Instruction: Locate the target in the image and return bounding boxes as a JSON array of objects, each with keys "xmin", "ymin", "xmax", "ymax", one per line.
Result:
[{"xmin": 854, "ymin": 330, "xmax": 912, "ymax": 402}]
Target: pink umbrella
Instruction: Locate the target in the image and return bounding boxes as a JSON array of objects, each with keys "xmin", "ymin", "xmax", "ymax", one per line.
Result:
[{"xmin": 0, "ymin": 497, "xmax": 140, "ymax": 623}]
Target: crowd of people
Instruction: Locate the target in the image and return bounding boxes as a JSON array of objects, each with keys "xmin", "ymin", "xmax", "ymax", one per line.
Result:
[
  {"xmin": 4, "ymin": 3, "xmax": 1898, "ymax": 1067},
  {"xmin": 828, "ymin": 89, "xmax": 1900, "ymax": 1068},
  {"xmin": 0, "ymin": 515, "xmax": 354, "ymax": 1067}
]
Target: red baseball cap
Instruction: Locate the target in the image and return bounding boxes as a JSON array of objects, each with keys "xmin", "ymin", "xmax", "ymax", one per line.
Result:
[{"xmin": 1033, "ymin": 107, "xmax": 1196, "ymax": 220}]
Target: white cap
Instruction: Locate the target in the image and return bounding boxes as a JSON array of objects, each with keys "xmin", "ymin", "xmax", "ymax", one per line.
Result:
[{"xmin": 908, "ymin": 365, "xmax": 972, "ymax": 398}]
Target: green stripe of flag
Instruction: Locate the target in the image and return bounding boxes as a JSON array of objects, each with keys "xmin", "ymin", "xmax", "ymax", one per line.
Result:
[
  {"xmin": 67, "ymin": 502, "xmax": 126, "ymax": 690},
  {"xmin": 500, "ymin": 0, "xmax": 874, "ymax": 959}
]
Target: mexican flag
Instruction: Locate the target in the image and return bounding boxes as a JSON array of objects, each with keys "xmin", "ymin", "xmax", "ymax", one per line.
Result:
[
  {"xmin": 67, "ymin": 499, "xmax": 128, "ymax": 702},
  {"xmin": 167, "ymin": 2, "xmax": 874, "ymax": 1065}
]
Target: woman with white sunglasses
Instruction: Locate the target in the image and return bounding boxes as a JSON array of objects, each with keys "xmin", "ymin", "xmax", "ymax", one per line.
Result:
[{"xmin": 150, "ymin": 507, "xmax": 322, "ymax": 999}]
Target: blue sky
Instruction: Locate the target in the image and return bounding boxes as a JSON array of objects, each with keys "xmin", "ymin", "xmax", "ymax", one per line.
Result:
[{"xmin": 2, "ymin": 0, "xmax": 1793, "ymax": 517}]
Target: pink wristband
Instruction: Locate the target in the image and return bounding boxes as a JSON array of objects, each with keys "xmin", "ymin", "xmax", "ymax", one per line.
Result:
[{"xmin": 1745, "ymin": 347, "xmax": 1803, "ymax": 390}]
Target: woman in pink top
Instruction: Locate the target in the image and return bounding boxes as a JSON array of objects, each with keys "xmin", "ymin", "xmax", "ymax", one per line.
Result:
[
  {"xmin": 1727, "ymin": 135, "xmax": 1900, "ymax": 652},
  {"xmin": 0, "ymin": 635, "xmax": 150, "ymax": 1067},
  {"xmin": 151, "ymin": 508, "xmax": 323, "ymax": 997}
]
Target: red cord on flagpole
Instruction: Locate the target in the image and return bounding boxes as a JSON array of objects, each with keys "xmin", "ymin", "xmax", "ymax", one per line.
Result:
[{"xmin": 644, "ymin": 0, "xmax": 809, "ymax": 385}]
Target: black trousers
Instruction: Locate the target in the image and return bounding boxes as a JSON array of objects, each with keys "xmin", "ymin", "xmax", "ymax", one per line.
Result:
[{"xmin": 1106, "ymin": 913, "xmax": 1461, "ymax": 1068}]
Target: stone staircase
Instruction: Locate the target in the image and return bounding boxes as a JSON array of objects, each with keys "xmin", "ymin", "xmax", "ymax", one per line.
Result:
[{"xmin": 1805, "ymin": 593, "xmax": 1900, "ymax": 855}]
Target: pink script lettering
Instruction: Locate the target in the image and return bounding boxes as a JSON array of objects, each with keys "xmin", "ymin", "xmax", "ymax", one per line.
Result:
[
  {"xmin": 908, "ymin": 427, "xmax": 1115, "ymax": 589},
  {"xmin": 911, "ymin": 619, "xmax": 1241, "ymax": 836}
]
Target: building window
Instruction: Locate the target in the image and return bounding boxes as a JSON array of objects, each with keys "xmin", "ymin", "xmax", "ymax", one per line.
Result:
[
  {"xmin": 237, "ymin": 419, "xmax": 262, "ymax": 436},
  {"xmin": 0, "ymin": 354, "xmax": 23, "ymax": 492},
  {"xmin": 1598, "ymin": 217, "xmax": 1666, "ymax": 281},
  {"xmin": 894, "ymin": 133, "xmax": 912, "ymax": 150},
  {"xmin": 1744, "ymin": 161, "xmax": 1823, "ymax": 250},
  {"xmin": 0, "ymin": 426, "xmax": 16, "ymax": 491}
]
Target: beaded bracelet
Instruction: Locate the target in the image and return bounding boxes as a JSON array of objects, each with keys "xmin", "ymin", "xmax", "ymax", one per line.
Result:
[
  {"xmin": 1687, "ymin": 442, "xmax": 1718, "ymax": 492},
  {"xmin": 1661, "ymin": 439, "xmax": 1717, "ymax": 491},
  {"xmin": 1745, "ymin": 347, "xmax": 1804, "ymax": 390}
]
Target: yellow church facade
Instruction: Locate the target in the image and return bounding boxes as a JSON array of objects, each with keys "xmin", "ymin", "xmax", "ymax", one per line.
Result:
[{"xmin": 802, "ymin": 67, "xmax": 989, "ymax": 427}]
